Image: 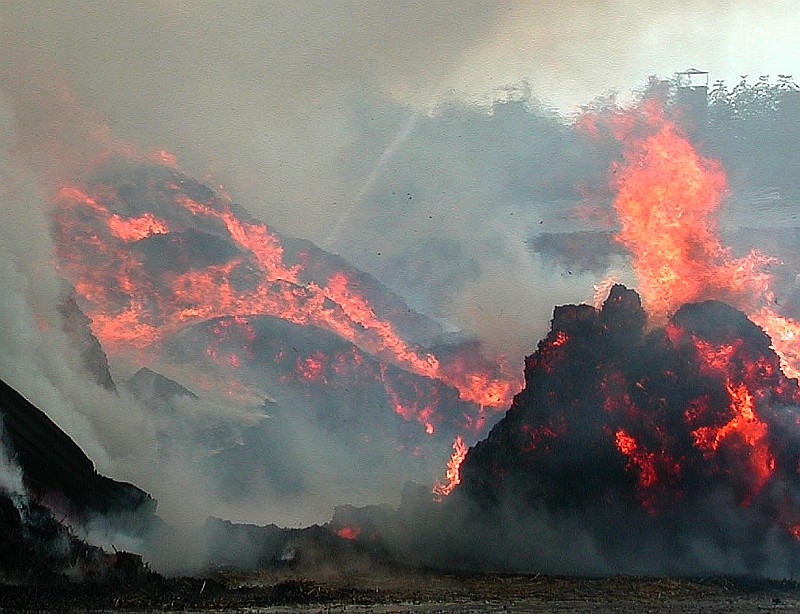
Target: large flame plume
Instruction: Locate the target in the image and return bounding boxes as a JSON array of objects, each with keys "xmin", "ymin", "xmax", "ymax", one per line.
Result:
[{"xmin": 599, "ymin": 99, "xmax": 800, "ymax": 379}]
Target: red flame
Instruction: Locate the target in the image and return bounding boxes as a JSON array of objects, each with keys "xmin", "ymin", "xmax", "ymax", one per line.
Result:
[{"xmin": 335, "ymin": 526, "xmax": 362, "ymax": 540}]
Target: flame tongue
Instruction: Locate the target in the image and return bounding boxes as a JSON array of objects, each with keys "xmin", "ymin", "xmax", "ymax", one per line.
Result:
[
  {"xmin": 611, "ymin": 103, "xmax": 773, "ymax": 320},
  {"xmin": 433, "ymin": 435, "xmax": 468, "ymax": 500}
]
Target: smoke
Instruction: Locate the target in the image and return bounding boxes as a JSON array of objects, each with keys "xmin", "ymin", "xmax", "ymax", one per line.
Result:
[
  {"xmin": 0, "ymin": 1, "xmax": 508, "ymax": 238},
  {"xmin": 442, "ymin": 1, "xmax": 800, "ymax": 112},
  {"xmin": 1, "ymin": 2, "xmax": 796, "ymax": 361},
  {"xmin": 0, "ymin": 428, "xmax": 24, "ymax": 499},
  {"xmin": 1, "ymin": 0, "xmax": 799, "ymax": 577},
  {"xmin": 350, "ymin": 287, "xmax": 800, "ymax": 578},
  {"xmin": 3, "ymin": 1, "xmax": 797, "ymax": 235},
  {"xmin": 0, "ymin": 102, "xmax": 321, "ymax": 572},
  {"xmin": 409, "ymin": 491, "xmax": 800, "ymax": 577}
]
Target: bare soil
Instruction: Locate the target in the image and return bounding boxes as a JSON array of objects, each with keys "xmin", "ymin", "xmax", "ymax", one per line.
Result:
[{"xmin": 1, "ymin": 571, "xmax": 799, "ymax": 613}]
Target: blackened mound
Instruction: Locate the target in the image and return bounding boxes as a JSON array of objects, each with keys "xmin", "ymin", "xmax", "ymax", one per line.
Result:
[
  {"xmin": 451, "ymin": 285, "xmax": 800, "ymax": 574},
  {"xmin": 0, "ymin": 378, "xmax": 153, "ymax": 517}
]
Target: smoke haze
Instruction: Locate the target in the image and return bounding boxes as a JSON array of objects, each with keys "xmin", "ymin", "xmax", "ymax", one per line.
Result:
[{"xmin": 2, "ymin": 1, "xmax": 798, "ymax": 234}]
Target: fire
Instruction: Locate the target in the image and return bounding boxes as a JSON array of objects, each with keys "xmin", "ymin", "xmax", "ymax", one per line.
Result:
[
  {"xmin": 722, "ymin": 382, "xmax": 767, "ymax": 448},
  {"xmin": 297, "ymin": 351, "xmax": 328, "ymax": 383},
  {"xmin": 614, "ymin": 429, "xmax": 660, "ymax": 490},
  {"xmin": 592, "ymin": 275, "xmax": 618, "ymax": 309},
  {"xmin": 686, "ymin": 335, "xmax": 775, "ymax": 502},
  {"xmin": 108, "ymin": 212, "xmax": 170, "ymax": 242},
  {"xmin": 51, "ymin": 160, "xmax": 520, "ymax": 439},
  {"xmin": 456, "ymin": 282, "xmax": 800, "ymax": 545},
  {"xmin": 381, "ymin": 366, "xmax": 440, "ymax": 435},
  {"xmin": 690, "ymin": 337, "xmax": 741, "ymax": 376},
  {"xmin": 604, "ymin": 99, "xmax": 800, "ymax": 379},
  {"xmin": 335, "ymin": 526, "xmax": 362, "ymax": 540},
  {"xmin": 432, "ymin": 435, "xmax": 468, "ymax": 500},
  {"xmin": 750, "ymin": 304, "xmax": 800, "ymax": 380}
]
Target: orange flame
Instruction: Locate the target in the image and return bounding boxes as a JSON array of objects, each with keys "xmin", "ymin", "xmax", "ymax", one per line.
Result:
[
  {"xmin": 432, "ymin": 435, "xmax": 468, "ymax": 500},
  {"xmin": 613, "ymin": 427, "xmax": 681, "ymax": 513},
  {"xmin": 52, "ymin": 163, "xmax": 520, "ymax": 436},
  {"xmin": 606, "ymin": 100, "xmax": 800, "ymax": 379},
  {"xmin": 614, "ymin": 428, "xmax": 658, "ymax": 488},
  {"xmin": 108, "ymin": 212, "xmax": 170, "ymax": 242},
  {"xmin": 690, "ymin": 380, "xmax": 774, "ymax": 504}
]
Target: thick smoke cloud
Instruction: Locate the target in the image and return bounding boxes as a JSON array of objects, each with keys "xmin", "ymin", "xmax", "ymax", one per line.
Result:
[
  {"xmin": 0, "ymin": 1, "xmax": 507, "ymax": 236},
  {"xmin": 1, "ymin": 2, "xmax": 797, "ymax": 358}
]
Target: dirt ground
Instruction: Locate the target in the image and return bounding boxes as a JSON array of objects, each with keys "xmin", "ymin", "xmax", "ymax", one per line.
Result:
[{"xmin": 1, "ymin": 571, "xmax": 800, "ymax": 613}]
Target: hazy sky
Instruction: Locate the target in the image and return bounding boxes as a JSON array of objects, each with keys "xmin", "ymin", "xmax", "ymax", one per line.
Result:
[
  {"xmin": 1, "ymin": 1, "xmax": 797, "ymax": 243},
  {"xmin": 443, "ymin": 1, "xmax": 800, "ymax": 110}
]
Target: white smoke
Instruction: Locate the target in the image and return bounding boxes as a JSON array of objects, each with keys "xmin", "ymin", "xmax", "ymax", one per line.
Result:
[{"xmin": 0, "ymin": 433, "xmax": 24, "ymax": 499}]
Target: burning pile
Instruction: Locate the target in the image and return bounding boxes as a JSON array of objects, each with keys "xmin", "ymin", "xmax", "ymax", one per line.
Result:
[
  {"xmin": 320, "ymin": 285, "xmax": 800, "ymax": 575},
  {"xmin": 50, "ymin": 157, "xmax": 516, "ymax": 411},
  {"xmin": 457, "ymin": 285, "xmax": 800, "ymax": 567},
  {"xmin": 23, "ymin": 86, "xmax": 800, "ymax": 576},
  {"xmin": 48, "ymin": 156, "xmax": 519, "ymax": 491},
  {"xmin": 403, "ymin": 100, "xmax": 800, "ymax": 573},
  {"xmin": 320, "ymin": 100, "xmax": 800, "ymax": 575}
]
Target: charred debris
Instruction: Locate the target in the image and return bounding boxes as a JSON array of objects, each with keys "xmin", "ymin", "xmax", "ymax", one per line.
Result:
[{"xmin": 0, "ymin": 377, "xmax": 156, "ymax": 584}]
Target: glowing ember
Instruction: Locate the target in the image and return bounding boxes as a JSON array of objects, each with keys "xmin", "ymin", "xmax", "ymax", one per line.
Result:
[
  {"xmin": 381, "ymin": 366, "xmax": 440, "ymax": 435},
  {"xmin": 432, "ymin": 435, "xmax": 468, "ymax": 500},
  {"xmin": 335, "ymin": 526, "xmax": 362, "ymax": 540}
]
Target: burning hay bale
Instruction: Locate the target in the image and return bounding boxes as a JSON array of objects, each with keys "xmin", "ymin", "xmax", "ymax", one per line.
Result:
[
  {"xmin": 439, "ymin": 285, "xmax": 800, "ymax": 574},
  {"xmin": 183, "ymin": 286, "xmax": 800, "ymax": 577}
]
